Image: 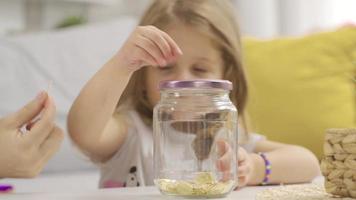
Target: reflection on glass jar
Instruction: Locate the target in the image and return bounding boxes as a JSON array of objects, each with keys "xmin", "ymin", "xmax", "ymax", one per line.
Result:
[{"xmin": 153, "ymin": 80, "xmax": 238, "ymax": 198}]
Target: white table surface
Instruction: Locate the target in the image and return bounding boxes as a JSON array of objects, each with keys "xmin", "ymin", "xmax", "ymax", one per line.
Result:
[
  {"xmin": 1, "ymin": 185, "xmax": 286, "ymax": 200},
  {"xmin": 0, "ymin": 171, "xmax": 324, "ymax": 200}
]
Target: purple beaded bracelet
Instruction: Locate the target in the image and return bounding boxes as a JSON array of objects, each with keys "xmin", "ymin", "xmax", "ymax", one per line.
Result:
[{"xmin": 258, "ymin": 152, "xmax": 271, "ymax": 185}]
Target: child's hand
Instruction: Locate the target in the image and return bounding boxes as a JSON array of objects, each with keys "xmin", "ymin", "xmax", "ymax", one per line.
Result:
[
  {"xmin": 216, "ymin": 141, "xmax": 253, "ymax": 189},
  {"xmin": 115, "ymin": 25, "xmax": 183, "ymax": 73},
  {"xmin": 215, "ymin": 140, "xmax": 233, "ymax": 181},
  {"xmin": 236, "ymin": 147, "xmax": 254, "ymax": 188}
]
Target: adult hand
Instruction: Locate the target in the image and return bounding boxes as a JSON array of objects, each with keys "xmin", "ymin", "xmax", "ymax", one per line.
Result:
[{"xmin": 0, "ymin": 92, "xmax": 63, "ymax": 178}]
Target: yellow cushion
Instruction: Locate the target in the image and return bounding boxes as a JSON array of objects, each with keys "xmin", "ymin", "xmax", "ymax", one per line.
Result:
[{"xmin": 243, "ymin": 27, "xmax": 356, "ymax": 158}]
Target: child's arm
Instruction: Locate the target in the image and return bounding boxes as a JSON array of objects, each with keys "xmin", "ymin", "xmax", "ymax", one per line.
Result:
[
  {"xmin": 68, "ymin": 26, "xmax": 182, "ymax": 162},
  {"xmin": 248, "ymin": 140, "xmax": 321, "ymax": 185},
  {"xmin": 68, "ymin": 57, "xmax": 133, "ymax": 162}
]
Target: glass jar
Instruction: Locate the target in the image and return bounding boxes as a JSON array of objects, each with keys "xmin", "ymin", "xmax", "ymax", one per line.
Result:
[{"xmin": 153, "ymin": 80, "xmax": 238, "ymax": 198}]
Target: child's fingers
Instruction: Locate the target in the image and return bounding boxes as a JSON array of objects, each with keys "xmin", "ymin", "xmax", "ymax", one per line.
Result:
[
  {"xmin": 217, "ymin": 157, "xmax": 231, "ymax": 172},
  {"xmin": 159, "ymin": 29, "xmax": 183, "ymax": 57},
  {"xmin": 237, "ymin": 163, "xmax": 250, "ymax": 176},
  {"xmin": 238, "ymin": 147, "xmax": 247, "ymax": 162},
  {"xmin": 216, "ymin": 140, "xmax": 232, "ymax": 172},
  {"xmin": 221, "ymin": 171, "xmax": 231, "ymax": 182},
  {"xmin": 142, "ymin": 27, "xmax": 172, "ymax": 61},
  {"xmin": 135, "ymin": 36, "xmax": 166, "ymax": 66},
  {"xmin": 237, "ymin": 176, "xmax": 248, "ymax": 188},
  {"xmin": 135, "ymin": 44, "xmax": 160, "ymax": 67},
  {"xmin": 216, "ymin": 139, "xmax": 229, "ymax": 157}
]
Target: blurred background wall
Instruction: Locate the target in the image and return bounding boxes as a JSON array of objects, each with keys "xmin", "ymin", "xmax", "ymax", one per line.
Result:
[{"xmin": 0, "ymin": 0, "xmax": 355, "ymax": 38}]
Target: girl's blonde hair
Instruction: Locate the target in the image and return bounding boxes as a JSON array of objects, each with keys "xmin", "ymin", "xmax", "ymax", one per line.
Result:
[{"xmin": 118, "ymin": 0, "xmax": 249, "ymax": 134}]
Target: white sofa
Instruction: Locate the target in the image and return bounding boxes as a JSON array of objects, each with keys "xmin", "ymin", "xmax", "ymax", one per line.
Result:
[{"xmin": 0, "ymin": 17, "xmax": 137, "ymax": 192}]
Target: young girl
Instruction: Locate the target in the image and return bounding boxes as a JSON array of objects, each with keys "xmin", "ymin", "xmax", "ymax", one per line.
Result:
[{"xmin": 68, "ymin": 0, "xmax": 320, "ymax": 188}]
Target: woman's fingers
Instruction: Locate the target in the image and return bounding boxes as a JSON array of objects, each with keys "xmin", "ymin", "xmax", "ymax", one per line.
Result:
[
  {"xmin": 27, "ymin": 95, "xmax": 56, "ymax": 145},
  {"xmin": 5, "ymin": 92, "xmax": 47, "ymax": 128},
  {"xmin": 26, "ymin": 118, "xmax": 40, "ymax": 131},
  {"xmin": 39, "ymin": 125, "xmax": 64, "ymax": 159}
]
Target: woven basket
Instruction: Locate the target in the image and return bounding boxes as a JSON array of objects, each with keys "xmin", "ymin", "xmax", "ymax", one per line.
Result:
[{"xmin": 321, "ymin": 128, "xmax": 356, "ymax": 198}]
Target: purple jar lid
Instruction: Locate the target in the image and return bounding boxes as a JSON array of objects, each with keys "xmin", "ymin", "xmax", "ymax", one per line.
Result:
[{"xmin": 159, "ymin": 80, "xmax": 233, "ymax": 90}]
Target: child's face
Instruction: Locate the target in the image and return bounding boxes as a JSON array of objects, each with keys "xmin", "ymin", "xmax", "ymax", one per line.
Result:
[{"xmin": 145, "ymin": 22, "xmax": 224, "ymax": 107}]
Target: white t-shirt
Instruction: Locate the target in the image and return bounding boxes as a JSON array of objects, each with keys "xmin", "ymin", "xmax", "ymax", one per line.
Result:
[{"xmin": 99, "ymin": 110, "xmax": 265, "ymax": 188}]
